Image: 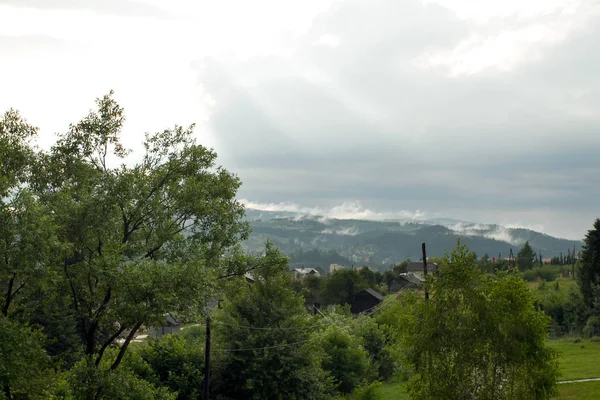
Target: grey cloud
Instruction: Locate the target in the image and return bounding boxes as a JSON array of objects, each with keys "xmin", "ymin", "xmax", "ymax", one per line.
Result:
[{"xmin": 200, "ymin": 0, "xmax": 600, "ymax": 239}]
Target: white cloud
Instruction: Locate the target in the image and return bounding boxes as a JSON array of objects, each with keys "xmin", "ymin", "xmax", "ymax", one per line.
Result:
[
  {"xmin": 321, "ymin": 227, "xmax": 360, "ymax": 236},
  {"xmin": 239, "ymin": 199, "xmax": 425, "ymax": 221},
  {"xmin": 444, "ymin": 222, "xmax": 526, "ymax": 245},
  {"xmin": 415, "ymin": 0, "xmax": 599, "ymax": 76},
  {"xmin": 313, "ymin": 34, "xmax": 340, "ymax": 48}
]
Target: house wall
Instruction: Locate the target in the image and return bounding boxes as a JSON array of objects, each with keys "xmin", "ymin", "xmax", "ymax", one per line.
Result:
[{"xmin": 351, "ymin": 295, "xmax": 382, "ymax": 314}]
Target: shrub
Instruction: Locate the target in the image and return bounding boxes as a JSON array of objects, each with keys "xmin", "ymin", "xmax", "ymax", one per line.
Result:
[
  {"xmin": 350, "ymin": 381, "xmax": 383, "ymax": 400},
  {"xmin": 318, "ymin": 325, "xmax": 371, "ymax": 394},
  {"xmin": 522, "ymin": 266, "xmax": 560, "ymax": 282},
  {"xmin": 583, "ymin": 316, "xmax": 600, "ymax": 338}
]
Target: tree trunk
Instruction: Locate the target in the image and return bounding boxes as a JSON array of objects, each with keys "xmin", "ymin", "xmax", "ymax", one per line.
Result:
[
  {"xmin": 2, "ymin": 275, "xmax": 15, "ymax": 316},
  {"xmin": 3, "ymin": 384, "xmax": 11, "ymax": 400},
  {"xmin": 85, "ymin": 321, "xmax": 98, "ymax": 356},
  {"xmin": 110, "ymin": 321, "xmax": 143, "ymax": 370}
]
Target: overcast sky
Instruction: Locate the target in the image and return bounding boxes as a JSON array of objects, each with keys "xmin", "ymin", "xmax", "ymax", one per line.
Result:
[{"xmin": 1, "ymin": 0, "xmax": 599, "ymax": 240}]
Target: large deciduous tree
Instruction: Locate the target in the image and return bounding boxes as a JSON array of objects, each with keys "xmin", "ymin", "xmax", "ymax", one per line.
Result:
[
  {"xmin": 213, "ymin": 244, "xmax": 331, "ymax": 400},
  {"xmin": 399, "ymin": 240, "xmax": 558, "ymax": 400},
  {"xmin": 1, "ymin": 110, "xmax": 58, "ymax": 319},
  {"xmin": 30, "ymin": 91, "xmax": 249, "ymax": 371}
]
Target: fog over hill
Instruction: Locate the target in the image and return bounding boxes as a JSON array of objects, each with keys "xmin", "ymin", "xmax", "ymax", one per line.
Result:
[{"xmin": 242, "ymin": 208, "xmax": 582, "ymax": 269}]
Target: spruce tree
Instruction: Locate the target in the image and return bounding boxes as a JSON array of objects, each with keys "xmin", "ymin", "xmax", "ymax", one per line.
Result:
[{"xmin": 577, "ymin": 219, "xmax": 600, "ymax": 308}]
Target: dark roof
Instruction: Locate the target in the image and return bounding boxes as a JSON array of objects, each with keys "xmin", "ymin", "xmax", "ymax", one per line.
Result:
[
  {"xmin": 406, "ymin": 262, "xmax": 439, "ymax": 272},
  {"xmin": 357, "ymin": 288, "xmax": 384, "ymax": 301},
  {"xmin": 165, "ymin": 314, "xmax": 181, "ymax": 326},
  {"xmin": 399, "ymin": 272, "xmax": 425, "ymax": 284}
]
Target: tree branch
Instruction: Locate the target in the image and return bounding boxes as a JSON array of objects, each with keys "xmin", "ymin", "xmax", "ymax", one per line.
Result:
[
  {"xmin": 95, "ymin": 324, "xmax": 127, "ymax": 366},
  {"xmin": 64, "ymin": 258, "xmax": 80, "ymax": 312},
  {"xmin": 110, "ymin": 320, "xmax": 143, "ymax": 370}
]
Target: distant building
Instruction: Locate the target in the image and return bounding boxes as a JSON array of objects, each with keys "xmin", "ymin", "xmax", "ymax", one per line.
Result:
[
  {"xmin": 389, "ymin": 273, "xmax": 425, "ymax": 292},
  {"xmin": 244, "ymin": 272, "xmax": 256, "ymax": 284},
  {"xmin": 351, "ymin": 288, "xmax": 384, "ymax": 315},
  {"xmin": 292, "ymin": 268, "xmax": 321, "ymax": 279},
  {"xmin": 330, "ymin": 264, "xmax": 345, "ymax": 274},
  {"xmin": 149, "ymin": 314, "xmax": 181, "ymax": 338},
  {"xmin": 406, "ymin": 261, "xmax": 439, "ymax": 278}
]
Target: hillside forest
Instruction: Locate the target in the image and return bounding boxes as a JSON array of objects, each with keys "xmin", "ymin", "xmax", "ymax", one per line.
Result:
[{"xmin": 2, "ymin": 94, "xmax": 600, "ymax": 399}]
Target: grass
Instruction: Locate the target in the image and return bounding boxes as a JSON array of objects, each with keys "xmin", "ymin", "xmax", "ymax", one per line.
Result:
[
  {"xmin": 556, "ymin": 381, "xmax": 600, "ymax": 399},
  {"xmin": 376, "ymin": 378, "xmax": 410, "ymax": 399},
  {"xmin": 548, "ymin": 339, "xmax": 600, "ymax": 381},
  {"xmin": 526, "ymin": 277, "xmax": 578, "ymax": 298}
]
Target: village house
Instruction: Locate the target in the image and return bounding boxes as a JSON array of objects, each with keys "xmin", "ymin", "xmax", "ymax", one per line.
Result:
[
  {"xmin": 406, "ymin": 261, "xmax": 439, "ymax": 278},
  {"xmin": 291, "ymin": 267, "xmax": 321, "ymax": 279},
  {"xmin": 149, "ymin": 314, "xmax": 181, "ymax": 338},
  {"xmin": 351, "ymin": 288, "xmax": 384, "ymax": 315},
  {"xmin": 388, "ymin": 272, "xmax": 424, "ymax": 292}
]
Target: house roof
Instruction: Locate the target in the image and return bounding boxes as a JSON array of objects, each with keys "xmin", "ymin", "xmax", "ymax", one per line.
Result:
[
  {"xmin": 165, "ymin": 314, "xmax": 181, "ymax": 326},
  {"xmin": 293, "ymin": 268, "xmax": 320, "ymax": 275},
  {"xmin": 399, "ymin": 272, "xmax": 425, "ymax": 284},
  {"xmin": 357, "ymin": 288, "xmax": 384, "ymax": 301},
  {"xmin": 406, "ymin": 262, "xmax": 439, "ymax": 272}
]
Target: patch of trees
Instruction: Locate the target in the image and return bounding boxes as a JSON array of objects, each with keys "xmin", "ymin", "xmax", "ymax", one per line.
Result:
[{"xmin": 0, "ymin": 94, "xmax": 563, "ymax": 399}]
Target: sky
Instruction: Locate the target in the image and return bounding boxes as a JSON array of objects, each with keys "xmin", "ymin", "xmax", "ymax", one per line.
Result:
[{"xmin": 1, "ymin": 0, "xmax": 599, "ymax": 240}]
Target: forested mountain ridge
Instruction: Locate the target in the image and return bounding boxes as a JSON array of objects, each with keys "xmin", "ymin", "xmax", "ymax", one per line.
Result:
[{"xmin": 242, "ymin": 209, "xmax": 582, "ymax": 268}]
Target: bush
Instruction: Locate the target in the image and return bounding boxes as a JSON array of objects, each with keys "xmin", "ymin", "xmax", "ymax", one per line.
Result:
[
  {"xmin": 349, "ymin": 381, "xmax": 383, "ymax": 400},
  {"xmin": 355, "ymin": 316, "xmax": 397, "ymax": 381},
  {"xmin": 318, "ymin": 325, "xmax": 371, "ymax": 394},
  {"xmin": 134, "ymin": 334, "xmax": 205, "ymax": 399},
  {"xmin": 583, "ymin": 316, "xmax": 600, "ymax": 338},
  {"xmin": 66, "ymin": 358, "xmax": 175, "ymax": 400},
  {"xmin": 522, "ymin": 266, "xmax": 560, "ymax": 282}
]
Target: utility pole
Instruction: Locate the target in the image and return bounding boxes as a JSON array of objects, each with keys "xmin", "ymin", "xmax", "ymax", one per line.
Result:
[
  {"xmin": 572, "ymin": 245, "xmax": 577, "ymax": 279},
  {"xmin": 509, "ymin": 248, "xmax": 515, "ymax": 269},
  {"xmin": 422, "ymin": 243, "xmax": 429, "ymax": 300},
  {"xmin": 204, "ymin": 316, "xmax": 211, "ymax": 400}
]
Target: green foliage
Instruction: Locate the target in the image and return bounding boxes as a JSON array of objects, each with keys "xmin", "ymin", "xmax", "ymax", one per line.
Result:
[
  {"xmin": 133, "ymin": 335, "xmax": 205, "ymax": 399},
  {"xmin": 393, "ymin": 260, "xmax": 410, "ymax": 274},
  {"xmin": 0, "ymin": 190, "xmax": 58, "ymax": 318},
  {"xmin": 322, "ymin": 269, "xmax": 368, "ymax": 305},
  {"xmin": 398, "ymin": 239, "xmax": 559, "ymax": 400},
  {"xmin": 26, "ymin": 91, "xmax": 248, "ymax": 369},
  {"xmin": 577, "ymin": 219, "xmax": 600, "ymax": 309},
  {"xmin": 354, "ymin": 315, "xmax": 397, "ymax": 381},
  {"xmin": 64, "ymin": 358, "xmax": 175, "ymax": 400},
  {"xmin": 517, "ymin": 241, "xmax": 537, "ymax": 270},
  {"xmin": 358, "ymin": 267, "xmax": 380, "ymax": 287},
  {"xmin": 0, "ymin": 109, "xmax": 37, "ymax": 196},
  {"xmin": 0, "ymin": 316, "xmax": 55, "ymax": 399},
  {"xmin": 583, "ymin": 316, "xmax": 600, "ymax": 338},
  {"xmin": 317, "ymin": 325, "xmax": 371, "ymax": 394},
  {"xmin": 522, "ymin": 265, "xmax": 560, "ymax": 282},
  {"xmin": 214, "ymin": 244, "xmax": 331, "ymax": 400},
  {"xmin": 347, "ymin": 381, "xmax": 383, "ymax": 400}
]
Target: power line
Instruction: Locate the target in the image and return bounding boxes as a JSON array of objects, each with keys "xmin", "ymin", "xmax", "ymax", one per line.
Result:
[
  {"xmin": 214, "ymin": 338, "xmax": 313, "ymax": 352},
  {"xmin": 212, "ymin": 320, "xmax": 322, "ymax": 331}
]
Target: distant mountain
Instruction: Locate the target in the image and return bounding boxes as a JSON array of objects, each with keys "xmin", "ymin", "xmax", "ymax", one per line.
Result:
[{"xmin": 242, "ymin": 209, "xmax": 582, "ymax": 269}]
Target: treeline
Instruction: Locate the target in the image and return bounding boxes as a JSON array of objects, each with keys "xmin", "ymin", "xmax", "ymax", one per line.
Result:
[{"xmin": 289, "ymin": 248, "xmax": 355, "ymax": 270}]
